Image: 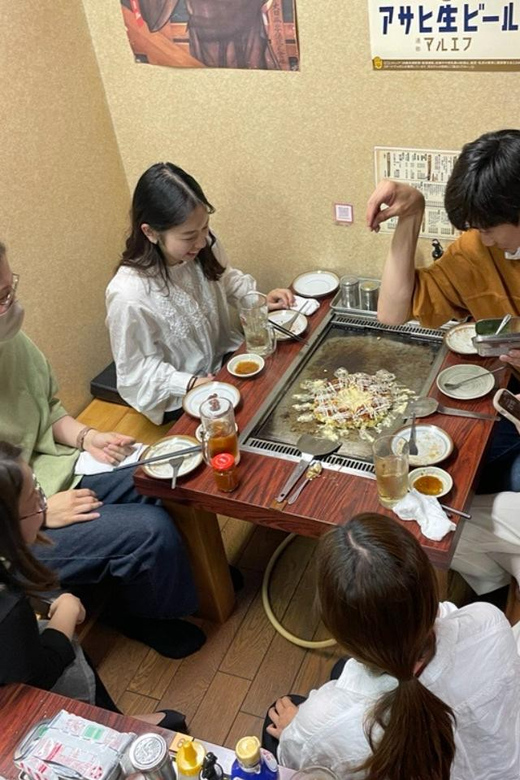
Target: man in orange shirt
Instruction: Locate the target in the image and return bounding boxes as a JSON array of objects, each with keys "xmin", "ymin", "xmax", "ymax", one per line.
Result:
[
  {"xmin": 367, "ymin": 130, "xmax": 520, "ymax": 342},
  {"xmin": 366, "ymin": 129, "xmax": 520, "ymax": 494}
]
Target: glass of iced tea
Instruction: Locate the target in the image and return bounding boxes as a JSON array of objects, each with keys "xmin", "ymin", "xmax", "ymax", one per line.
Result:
[
  {"xmin": 239, "ymin": 291, "xmax": 277, "ymax": 356},
  {"xmin": 372, "ymin": 434, "xmax": 409, "ymax": 508},
  {"xmin": 199, "ymin": 396, "xmax": 240, "ymax": 465}
]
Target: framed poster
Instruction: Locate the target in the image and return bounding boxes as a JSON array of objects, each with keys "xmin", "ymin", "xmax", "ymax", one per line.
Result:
[
  {"xmin": 368, "ymin": 1, "xmax": 520, "ymax": 70},
  {"xmin": 122, "ymin": 0, "xmax": 300, "ymax": 70}
]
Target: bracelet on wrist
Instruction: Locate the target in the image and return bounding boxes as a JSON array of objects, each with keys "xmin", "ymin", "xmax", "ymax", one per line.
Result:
[
  {"xmin": 186, "ymin": 375, "xmax": 197, "ymax": 392},
  {"xmin": 76, "ymin": 426, "xmax": 94, "ymax": 451}
]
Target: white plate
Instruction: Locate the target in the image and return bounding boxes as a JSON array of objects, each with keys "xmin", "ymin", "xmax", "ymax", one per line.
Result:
[
  {"xmin": 392, "ymin": 424, "xmax": 454, "ymax": 467},
  {"xmin": 268, "ymin": 310, "xmax": 308, "ymax": 340},
  {"xmin": 445, "ymin": 323, "xmax": 478, "ymax": 355},
  {"xmin": 409, "ymin": 466, "xmax": 453, "ymax": 498},
  {"xmin": 141, "ymin": 435, "xmax": 202, "ymax": 479},
  {"xmin": 436, "ymin": 364, "xmax": 495, "ymax": 400},
  {"xmin": 227, "ymin": 353, "xmax": 265, "ymax": 378},
  {"xmin": 292, "ymin": 271, "xmax": 339, "ymax": 298},
  {"xmin": 182, "ymin": 381, "xmax": 241, "ymax": 418}
]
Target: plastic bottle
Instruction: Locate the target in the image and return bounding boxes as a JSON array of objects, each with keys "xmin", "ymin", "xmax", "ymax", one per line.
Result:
[
  {"xmin": 176, "ymin": 740, "xmax": 206, "ymax": 780},
  {"xmin": 231, "ymin": 737, "xmax": 278, "ymax": 780},
  {"xmin": 200, "ymin": 752, "xmax": 224, "ymax": 780}
]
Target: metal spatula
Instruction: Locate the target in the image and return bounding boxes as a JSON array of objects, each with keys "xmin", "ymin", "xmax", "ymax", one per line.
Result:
[{"xmin": 275, "ymin": 434, "xmax": 340, "ymax": 502}]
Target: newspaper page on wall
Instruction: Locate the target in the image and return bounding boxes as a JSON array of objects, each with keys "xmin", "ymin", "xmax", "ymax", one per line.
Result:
[
  {"xmin": 374, "ymin": 147, "xmax": 460, "ymax": 240},
  {"xmin": 368, "ymin": 1, "xmax": 520, "ymax": 71}
]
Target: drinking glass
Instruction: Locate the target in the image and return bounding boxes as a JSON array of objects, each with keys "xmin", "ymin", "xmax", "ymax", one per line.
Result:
[
  {"xmin": 239, "ymin": 291, "xmax": 277, "ymax": 356},
  {"xmin": 372, "ymin": 434, "xmax": 409, "ymax": 508},
  {"xmin": 199, "ymin": 396, "xmax": 240, "ymax": 464}
]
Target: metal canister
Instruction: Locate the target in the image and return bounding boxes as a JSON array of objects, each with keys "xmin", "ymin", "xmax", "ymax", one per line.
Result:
[
  {"xmin": 127, "ymin": 734, "xmax": 176, "ymax": 780},
  {"xmin": 339, "ymin": 276, "xmax": 360, "ymax": 309},
  {"xmin": 359, "ymin": 280, "xmax": 380, "ymax": 311}
]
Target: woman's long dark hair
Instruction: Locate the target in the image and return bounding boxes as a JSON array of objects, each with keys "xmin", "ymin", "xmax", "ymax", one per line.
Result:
[
  {"xmin": 317, "ymin": 513, "xmax": 455, "ymax": 780},
  {"xmin": 118, "ymin": 162, "xmax": 225, "ymax": 289},
  {"xmin": 0, "ymin": 441, "xmax": 58, "ymax": 593}
]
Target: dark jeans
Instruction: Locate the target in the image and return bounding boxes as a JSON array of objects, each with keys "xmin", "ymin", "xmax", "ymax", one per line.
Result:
[
  {"xmin": 477, "ymin": 376, "xmax": 520, "ymax": 494},
  {"xmin": 33, "ymin": 469, "xmax": 198, "ymax": 620},
  {"xmin": 262, "ymin": 658, "xmax": 348, "ymax": 754}
]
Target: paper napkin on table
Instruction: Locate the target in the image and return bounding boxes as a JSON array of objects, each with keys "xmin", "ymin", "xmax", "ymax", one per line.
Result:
[
  {"xmin": 74, "ymin": 444, "xmax": 146, "ymax": 476},
  {"xmin": 291, "ymin": 294, "xmax": 320, "ymax": 316},
  {"xmin": 393, "ymin": 489, "xmax": 456, "ymax": 541}
]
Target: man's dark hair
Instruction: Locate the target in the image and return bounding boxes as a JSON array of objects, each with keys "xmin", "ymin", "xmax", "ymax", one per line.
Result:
[{"xmin": 445, "ymin": 129, "xmax": 520, "ymax": 230}]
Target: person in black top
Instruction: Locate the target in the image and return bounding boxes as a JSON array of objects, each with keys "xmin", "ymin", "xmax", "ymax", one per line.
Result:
[{"xmin": 0, "ymin": 440, "xmax": 186, "ymax": 729}]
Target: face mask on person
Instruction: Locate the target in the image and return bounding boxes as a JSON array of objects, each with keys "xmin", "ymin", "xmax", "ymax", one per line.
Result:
[{"xmin": 0, "ymin": 300, "xmax": 24, "ymax": 342}]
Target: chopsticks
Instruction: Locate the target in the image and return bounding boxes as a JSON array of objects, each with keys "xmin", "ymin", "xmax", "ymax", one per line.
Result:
[
  {"xmin": 115, "ymin": 445, "xmax": 202, "ymax": 472},
  {"xmin": 439, "ymin": 503, "xmax": 471, "ymax": 519},
  {"xmin": 270, "ymin": 320, "xmax": 307, "ymax": 343}
]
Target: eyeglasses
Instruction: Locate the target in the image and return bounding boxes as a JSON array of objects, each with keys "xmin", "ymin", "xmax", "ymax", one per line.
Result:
[
  {"xmin": 19, "ymin": 474, "xmax": 48, "ymax": 522},
  {"xmin": 0, "ymin": 273, "xmax": 19, "ymax": 314}
]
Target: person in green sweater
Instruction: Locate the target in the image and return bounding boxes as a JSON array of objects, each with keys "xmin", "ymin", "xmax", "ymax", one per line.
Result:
[{"xmin": 0, "ymin": 241, "xmax": 204, "ymax": 659}]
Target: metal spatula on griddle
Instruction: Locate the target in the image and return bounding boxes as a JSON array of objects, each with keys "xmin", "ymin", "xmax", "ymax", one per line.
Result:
[{"xmin": 275, "ymin": 434, "xmax": 340, "ymax": 502}]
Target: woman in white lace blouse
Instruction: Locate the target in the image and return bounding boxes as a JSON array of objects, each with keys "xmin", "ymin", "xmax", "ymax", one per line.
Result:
[{"xmin": 106, "ymin": 163, "xmax": 293, "ymax": 424}]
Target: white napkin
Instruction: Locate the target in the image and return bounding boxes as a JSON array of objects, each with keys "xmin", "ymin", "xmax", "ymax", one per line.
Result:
[
  {"xmin": 74, "ymin": 444, "xmax": 146, "ymax": 476},
  {"xmin": 392, "ymin": 489, "xmax": 456, "ymax": 541},
  {"xmin": 291, "ymin": 294, "xmax": 320, "ymax": 316}
]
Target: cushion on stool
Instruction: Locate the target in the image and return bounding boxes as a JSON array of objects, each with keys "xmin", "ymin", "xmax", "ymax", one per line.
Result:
[{"xmin": 90, "ymin": 362, "xmax": 129, "ymax": 407}]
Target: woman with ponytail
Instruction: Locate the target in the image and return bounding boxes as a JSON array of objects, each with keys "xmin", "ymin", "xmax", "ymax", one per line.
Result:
[{"xmin": 268, "ymin": 513, "xmax": 520, "ymax": 779}]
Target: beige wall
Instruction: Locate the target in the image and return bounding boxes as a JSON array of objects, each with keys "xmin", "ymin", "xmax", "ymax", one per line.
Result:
[
  {"xmin": 82, "ymin": 0, "xmax": 520, "ymax": 293},
  {"xmin": 0, "ymin": 2, "xmax": 129, "ymax": 414}
]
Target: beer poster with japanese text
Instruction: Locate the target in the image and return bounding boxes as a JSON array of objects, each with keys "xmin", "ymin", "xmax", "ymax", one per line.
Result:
[
  {"xmin": 368, "ymin": 1, "xmax": 520, "ymax": 70},
  {"xmin": 121, "ymin": 0, "xmax": 299, "ymax": 71}
]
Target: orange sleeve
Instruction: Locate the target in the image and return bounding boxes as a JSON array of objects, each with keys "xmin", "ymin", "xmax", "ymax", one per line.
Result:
[{"xmin": 412, "ymin": 234, "xmax": 480, "ymax": 328}]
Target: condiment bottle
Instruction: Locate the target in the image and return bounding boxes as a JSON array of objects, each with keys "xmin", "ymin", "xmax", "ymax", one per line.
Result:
[
  {"xmin": 359, "ymin": 280, "xmax": 380, "ymax": 311},
  {"xmin": 200, "ymin": 752, "xmax": 224, "ymax": 780},
  {"xmin": 339, "ymin": 276, "xmax": 360, "ymax": 309},
  {"xmin": 176, "ymin": 740, "xmax": 206, "ymax": 780},
  {"xmin": 210, "ymin": 453, "xmax": 240, "ymax": 492},
  {"xmin": 231, "ymin": 736, "xmax": 278, "ymax": 780}
]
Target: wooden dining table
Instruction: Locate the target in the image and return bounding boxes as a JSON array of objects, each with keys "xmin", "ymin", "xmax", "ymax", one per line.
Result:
[{"xmin": 135, "ymin": 300, "xmax": 507, "ymax": 623}]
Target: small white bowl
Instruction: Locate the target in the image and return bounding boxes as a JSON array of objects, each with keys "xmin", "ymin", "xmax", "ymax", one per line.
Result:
[
  {"xmin": 226, "ymin": 353, "xmax": 265, "ymax": 378},
  {"xmin": 409, "ymin": 466, "xmax": 453, "ymax": 498}
]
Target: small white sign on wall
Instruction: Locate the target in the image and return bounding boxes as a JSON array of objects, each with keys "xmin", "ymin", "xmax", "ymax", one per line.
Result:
[{"xmin": 374, "ymin": 146, "xmax": 460, "ymax": 240}]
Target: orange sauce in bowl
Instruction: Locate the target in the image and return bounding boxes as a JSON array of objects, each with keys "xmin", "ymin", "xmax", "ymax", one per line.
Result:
[
  {"xmin": 234, "ymin": 360, "xmax": 261, "ymax": 375},
  {"xmin": 413, "ymin": 475, "xmax": 444, "ymax": 496}
]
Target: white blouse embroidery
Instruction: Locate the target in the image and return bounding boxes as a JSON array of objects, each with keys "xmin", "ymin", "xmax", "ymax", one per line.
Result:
[{"xmin": 105, "ymin": 237, "xmax": 255, "ymax": 423}]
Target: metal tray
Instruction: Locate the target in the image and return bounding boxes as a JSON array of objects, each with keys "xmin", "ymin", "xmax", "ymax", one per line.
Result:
[
  {"xmin": 473, "ymin": 316, "xmax": 520, "ymax": 356},
  {"xmin": 330, "ymin": 276, "xmax": 381, "ymax": 317}
]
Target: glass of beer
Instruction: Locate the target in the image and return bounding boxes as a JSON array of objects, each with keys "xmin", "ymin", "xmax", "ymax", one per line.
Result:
[
  {"xmin": 199, "ymin": 396, "xmax": 240, "ymax": 465},
  {"xmin": 373, "ymin": 434, "xmax": 409, "ymax": 508},
  {"xmin": 239, "ymin": 292, "xmax": 277, "ymax": 356}
]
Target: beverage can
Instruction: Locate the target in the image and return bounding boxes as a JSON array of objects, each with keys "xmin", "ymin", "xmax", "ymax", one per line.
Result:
[{"xmin": 127, "ymin": 734, "xmax": 176, "ymax": 780}]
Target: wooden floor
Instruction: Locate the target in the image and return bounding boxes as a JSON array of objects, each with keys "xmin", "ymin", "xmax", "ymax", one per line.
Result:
[{"xmin": 83, "ymin": 517, "xmax": 346, "ymax": 748}]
